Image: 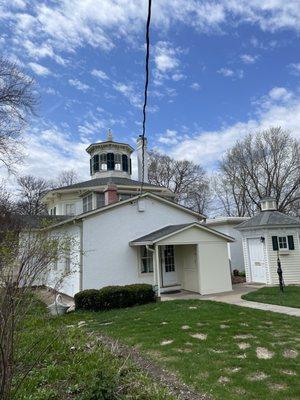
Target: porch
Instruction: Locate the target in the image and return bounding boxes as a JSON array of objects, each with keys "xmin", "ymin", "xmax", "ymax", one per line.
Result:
[{"xmin": 130, "ymin": 223, "xmax": 234, "ymax": 297}]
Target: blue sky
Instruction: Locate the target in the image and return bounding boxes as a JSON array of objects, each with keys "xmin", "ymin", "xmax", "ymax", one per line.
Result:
[{"xmin": 1, "ymin": 0, "xmax": 300, "ymax": 185}]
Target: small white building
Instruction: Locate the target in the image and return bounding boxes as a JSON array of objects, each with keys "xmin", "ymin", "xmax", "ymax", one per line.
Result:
[
  {"xmin": 206, "ymin": 217, "xmax": 248, "ymax": 272},
  {"xmin": 236, "ymin": 197, "xmax": 300, "ymax": 285},
  {"xmin": 39, "ymin": 131, "xmax": 234, "ymax": 297}
]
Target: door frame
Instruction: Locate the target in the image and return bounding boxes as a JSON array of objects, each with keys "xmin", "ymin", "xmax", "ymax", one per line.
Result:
[
  {"xmin": 247, "ymin": 237, "xmax": 267, "ymax": 283},
  {"xmin": 160, "ymin": 245, "xmax": 179, "ymax": 287}
]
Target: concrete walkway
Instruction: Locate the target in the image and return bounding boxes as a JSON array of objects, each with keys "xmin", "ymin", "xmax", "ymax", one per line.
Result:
[{"xmin": 161, "ymin": 284, "xmax": 300, "ymax": 317}]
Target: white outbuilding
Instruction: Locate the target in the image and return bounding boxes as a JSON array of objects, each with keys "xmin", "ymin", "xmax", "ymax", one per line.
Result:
[{"xmin": 236, "ymin": 197, "xmax": 300, "ymax": 285}]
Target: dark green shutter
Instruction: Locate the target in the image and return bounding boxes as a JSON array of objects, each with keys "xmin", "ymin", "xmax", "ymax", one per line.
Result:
[
  {"xmin": 272, "ymin": 236, "xmax": 279, "ymax": 251},
  {"xmin": 122, "ymin": 154, "xmax": 128, "ymax": 172},
  {"xmin": 107, "ymin": 153, "xmax": 115, "ymax": 170},
  {"xmin": 129, "ymin": 158, "xmax": 132, "ymax": 174},
  {"xmin": 90, "ymin": 158, "xmax": 92, "ymax": 175},
  {"xmin": 287, "ymin": 235, "xmax": 295, "ymax": 250},
  {"xmin": 93, "ymin": 154, "xmax": 99, "ymax": 172}
]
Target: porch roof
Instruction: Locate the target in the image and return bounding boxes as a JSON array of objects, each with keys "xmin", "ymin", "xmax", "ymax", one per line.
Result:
[{"xmin": 130, "ymin": 222, "xmax": 234, "ymax": 246}]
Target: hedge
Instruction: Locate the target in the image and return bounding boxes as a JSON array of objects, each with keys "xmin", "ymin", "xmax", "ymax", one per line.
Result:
[{"xmin": 74, "ymin": 284, "xmax": 155, "ymax": 311}]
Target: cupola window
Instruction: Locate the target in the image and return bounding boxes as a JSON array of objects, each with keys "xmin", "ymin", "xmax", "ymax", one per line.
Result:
[
  {"xmin": 122, "ymin": 154, "xmax": 128, "ymax": 172},
  {"xmin": 93, "ymin": 154, "xmax": 99, "ymax": 172},
  {"xmin": 107, "ymin": 153, "xmax": 115, "ymax": 170},
  {"xmin": 115, "ymin": 154, "xmax": 121, "ymax": 170},
  {"xmin": 100, "ymin": 153, "xmax": 107, "ymax": 170}
]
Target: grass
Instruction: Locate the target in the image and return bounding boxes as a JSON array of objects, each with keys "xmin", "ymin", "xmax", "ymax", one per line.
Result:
[
  {"xmin": 242, "ymin": 285, "xmax": 300, "ymax": 308},
  {"xmin": 71, "ymin": 300, "xmax": 300, "ymax": 400},
  {"xmin": 15, "ymin": 295, "xmax": 173, "ymax": 400},
  {"xmin": 16, "ymin": 296, "xmax": 300, "ymax": 400}
]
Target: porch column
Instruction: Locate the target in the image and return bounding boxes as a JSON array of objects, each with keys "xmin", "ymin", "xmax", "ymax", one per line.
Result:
[{"xmin": 154, "ymin": 244, "xmax": 161, "ymax": 297}]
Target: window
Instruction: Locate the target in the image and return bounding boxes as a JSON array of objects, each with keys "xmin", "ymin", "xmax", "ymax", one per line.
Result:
[
  {"xmin": 115, "ymin": 154, "xmax": 121, "ymax": 170},
  {"xmin": 65, "ymin": 203, "xmax": 75, "ymax": 216},
  {"xmin": 53, "ymin": 207, "xmax": 56, "ymax": 216},
  {"xmin": 93, "ymin": 154, "xmax": 99, "ymax": 172},
  {"xmin": 83, "ymin": 194, "xmax": 93, "ymax": 213},
  {"xmin": 119, "ymin": 194, "xmax": 131, "ymax": 201},
  {"xmin": 140, "ymin": 246, "xmax": 153, "ymax": 273},
  {"xmin": 107, "ymin": 153, "xmax": 115, "ymax": 170},
  {"xmin": 100, "ymin": 153, "xmax": 107, "ymax": 170},
  {"xmin": 164, "ymin": 245, "xmax": 175, "ymax": 272},
  {"xmin": 96, "ymin": 193, "xmax": 105, "ymax": 208},
  {"xmin": 278, "ymin": 236, "xmax": 288, "ymax": 249},
  {"xmin": 122, "ymin": 154, "xmax": 128, "ymax": 172}
]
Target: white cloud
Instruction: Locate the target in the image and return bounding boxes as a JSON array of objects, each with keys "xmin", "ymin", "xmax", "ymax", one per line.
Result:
[
  {"xmin": 68, "ymin": 78, "xmax": 90, "ymax": 91},
  {"xmin": 172, "ymin": 73, "xmax": 186, "ymax": 81},
  {"xmin": 154, "ymin": 41, "xmax": 179, "ymax": 73},
  {"xmin": 28, "ymin": 62, "xmax": 51, "ymax": 76},
  {"xmin": 91, "ymin": 69, "xmax": 109, "ymax": 80},
  {"xmin": 217, "ymin": 68, "xmax": 244, "ymax": 79},
  {"xmin": 169, "ymin": 86, "xmax": 300, "ymax": 169},
  {"xmin": 112, "ymin": 82, "xmax": 142, "ymax": 108},
  {"xmin": 158, "ymin": 129, "xmax": 179, "ymax": 145},
  {"xmin": 289, "ymin": 62, "xmax": 300, "ymax": 75},
  {"xmin": 190, "ymin": 82, "xmax": 201, "ymax": 91},
  {"xmin": 240, "ymin": 54, "xmax": 258, "ymax": 64}
]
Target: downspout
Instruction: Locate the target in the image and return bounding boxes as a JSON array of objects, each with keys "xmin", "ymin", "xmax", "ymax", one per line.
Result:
[{"xmin": 75, "ymin": 220, "xmax": 83, "ymax": 292}]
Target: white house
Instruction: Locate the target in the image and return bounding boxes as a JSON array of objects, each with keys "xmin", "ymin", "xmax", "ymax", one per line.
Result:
[
  {"xmin": 206, "ymin": 217, "xmax": 249, "ymax": 272},
  {"xmin": 236, "ymin": 197, "xmax": 300, "ymax": 285},
  {"xmin": 39, "ymin": 132, "xmax": 234, "ymax": 297}
]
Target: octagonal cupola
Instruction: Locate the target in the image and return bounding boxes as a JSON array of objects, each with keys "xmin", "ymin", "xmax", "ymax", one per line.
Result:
[
  {"xmin": 260, "ymin": 196, "xmax": 277, "ymax": 211},
  {"xmin": 86, "ymin": 130, "xmax": 134, "ymax": 179}
]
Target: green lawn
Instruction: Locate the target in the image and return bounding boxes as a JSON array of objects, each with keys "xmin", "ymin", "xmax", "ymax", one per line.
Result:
[
  {"xmin": 76, "ymin": 300, "xmax": 300, "ymax": 400},
  {"xmin": 17, "ymin": 297, "xmax": 300, "ymax": 400},
  {"xmin": 242, "ymin": 285, "xmax": 300, "ymax": 308},
  {"xmin": 15, "ymin": 296, "xmax": 173, "ymax": 400}
]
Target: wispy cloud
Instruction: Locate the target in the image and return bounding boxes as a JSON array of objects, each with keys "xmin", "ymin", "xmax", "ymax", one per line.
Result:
[
  {"xmin": 217, "ymin": 68, "xmax": 244, "ymax": 79},
  {"xmin": 240, "ymin": 54, "xmax": 258, "ymax": 64},
  {"xmin": 28, "ymin": 62, "xmax": 51, "ymax": 76},
  {"xmin": 190, "ymin": 82, "xmax": 201, "ymax": 91},
  {"xmin": 288, "ymin": 62, "xmax": 300, "ymax": 75},
  {"xmin": 68, "ymin": 78, "xmax": 90, "ymax": 91},
  {"xmin": 91, "ymin": 69, "xmax": 109, "ymax": 80}
]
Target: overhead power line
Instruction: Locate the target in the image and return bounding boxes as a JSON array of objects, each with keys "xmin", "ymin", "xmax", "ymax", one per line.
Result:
[{"xmin": 140, "ymin": 0, "xmax": 152, "ymax": 194}]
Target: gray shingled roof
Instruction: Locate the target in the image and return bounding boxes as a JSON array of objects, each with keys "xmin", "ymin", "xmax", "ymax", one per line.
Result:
[
  {"xmin": 130, "ymin": 224, "xmax": 193, "ymax": 244},
  {"xmin": 12, "ymin": 214, "xmax": 70, "ymax": 229},
  {"xmin": 236, "ymin": 210, "xmax": 300, "ymax": 230},
  {"xmin": 53, "ymin": 177, "xmax": 165, "ymax": 191}
]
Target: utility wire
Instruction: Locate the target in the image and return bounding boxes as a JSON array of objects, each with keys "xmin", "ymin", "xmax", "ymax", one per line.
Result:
[{"xmin": 140, "ymin": 0, "xmax": 152, "ymax": 194}]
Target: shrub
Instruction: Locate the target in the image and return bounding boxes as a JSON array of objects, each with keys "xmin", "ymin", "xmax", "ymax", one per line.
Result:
[
  {"xmin": 74, "ymin": 289, "xmax": 100, "ymax": 311},
  {"xmin": 75, "ymin": 284, "xmax": 155, "ymax": 311}
]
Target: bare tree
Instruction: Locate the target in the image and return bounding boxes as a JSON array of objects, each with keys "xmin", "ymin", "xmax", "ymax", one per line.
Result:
[
  {"xmin": 0, "ymin": 58, "xmax": 36, "ymax": 171},
  {"xmin": 148, "ymin": 151, "xmax": 211, "ymax": 214},
  {"xmin": 215, "ymin": 127, "xmax": 300, "ymax": 216},
  {"xmin": 55, "ymin": 169, "xmax": 79, "ymax": 188},
  {"xmin": 16, "ymin": 175, "xmax": 50, "ymax": 215},
  {"xmin": 0, "ymin": 197, "xmax": 75, "ymax": 400}
]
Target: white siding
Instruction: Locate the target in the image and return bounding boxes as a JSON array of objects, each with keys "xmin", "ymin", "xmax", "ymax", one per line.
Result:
[
  {"xmin": 82, "ymin": 197, "xmax": 199, "ymax": 290},
  {"xmin": 266, "ymin": 228, "xmax": 300, "ymax": 285}
]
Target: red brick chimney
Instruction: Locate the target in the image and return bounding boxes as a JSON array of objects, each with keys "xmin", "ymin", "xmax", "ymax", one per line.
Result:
[{"xmin": 104, "ymin": 184, "xmax": 118, "ymax": 205}]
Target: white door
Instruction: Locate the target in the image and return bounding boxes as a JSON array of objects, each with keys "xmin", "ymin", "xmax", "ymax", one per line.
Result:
[
  {"xmin": 161, "ymin": 245, "xmax": 178, "ymax": 287},
  {"xmin": 247, "ymin": 238, "xmax": 267, "ymax": 283}
]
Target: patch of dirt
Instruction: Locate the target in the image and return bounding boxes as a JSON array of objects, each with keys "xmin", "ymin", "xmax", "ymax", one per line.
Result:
[
  {"xmin": 281, "ymin": 369, "xmax": 297, "ymax": 376},
  {"xmin": 218, "ymin": 376, "xmax": 230, "ymax": 384},
  {"xmin": 198, "ymin": 372, "xmax": 209, "ymax": 379},
  {"xmin": 232, "ymin": 387, "xmax": 246, "ymax": 395},
  {"xmin": 177, "ymin": 348, "xmax": 192, "ymax": 353},
  {"xmin": 181, "ymin": 325, "xmax": 190, "ymax": 330},
  {"xmin": 238, "ymin": 342, "xmax": 250, "ymax": 350},
  {"xmin": 240, "ymin": 322, "xmax": 249, "ymax": 327},
  {"xmin": 220, "ymin": 324, "xmax": 229, "ymax": 329},
  {"xmin": 189, "ymin": 306, "xmax": 198, "ymax": 310},
  {"xmin": 190, "ymin": 333, "xmax": 207, "ymax": 340},
  {"xmin": 283, "ymin": 349, "xmax": 298, "ymax": 358},
  {"xmin": 247, "ymin": 372, "xmax": 268, "ymax": 381},
  {"xmin": 160, "ymin": 339, "xmax": 174, "ymax": 346},
  {"xmin": 161, "ymin": 321, "xmax": 168, "ymax": 325},
  {"xmin": 224, "ymin": 367, "xmax": 241, "ymax": 374},
  {"xmin": 234, "ymin": 334, "xmax": 256, "ymax": 339},
  {"xmin": 196, "ymin": 322, "xmax": 207, "ymax": 327},
  {"xmin": 97, "ymin": 334, "xmax": 210, "ymax": 400},
  {"xmin": 236, "ymin": 353, "xmax": 247, "ymax": 359},
  {"xmin": 256, "ymin": 347, "xmax": 274, "ymax": 359},
  {"xmin": 268, "ymin": 383, "xmax": 287, "ymax": 391},
  {"xmin": 210, "ymin": 349, "xmax": 225, "ymax": 354}
]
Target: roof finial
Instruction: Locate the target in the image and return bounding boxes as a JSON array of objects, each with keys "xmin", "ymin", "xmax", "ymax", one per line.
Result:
[{"xmin": 107, "ymin": 129, "xmax": 113, "ymax": 142}]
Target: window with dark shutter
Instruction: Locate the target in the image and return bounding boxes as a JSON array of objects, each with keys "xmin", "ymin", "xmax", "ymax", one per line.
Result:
[
  {"xmin": 93, "ymin": 154, "xmax": 99, "ymax": 172},
  {"xmin": 122, "ymin": 154, "xmax": 128, "ymax": 172},
  {"xmin": 107, "ymin": 153, "xmax": 115, "ymax": 170},
  {"xmin": 272, "ymin": 236, "xmax": 279, "ymax": 251},
  {"xmin": 287, "ymin": 235, "xmax": 295, "ymax": 250}
]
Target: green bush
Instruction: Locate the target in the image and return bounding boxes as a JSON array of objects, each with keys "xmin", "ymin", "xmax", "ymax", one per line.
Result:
[
  {"xmin": 75, "ymin": 284, "xmax": 155, "ymax": 311},
  {"xmin": 74, "ymin": 289, "xmax": 100, "ymax": 311}
]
